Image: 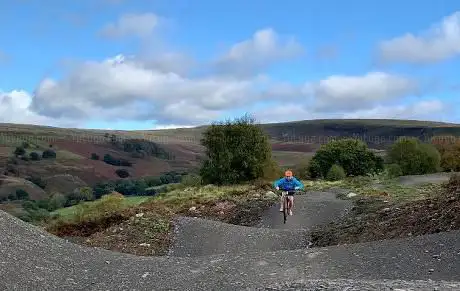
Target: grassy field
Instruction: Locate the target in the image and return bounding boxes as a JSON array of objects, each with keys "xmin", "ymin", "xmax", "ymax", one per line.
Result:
[{"xmin": 51, "ymin": 196, "xmax": 152, "ymax": 221}]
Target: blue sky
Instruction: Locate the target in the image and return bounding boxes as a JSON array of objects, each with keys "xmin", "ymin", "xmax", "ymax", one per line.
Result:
[{"xmin": 0, "ymin": 0, "xmax": 459, "ymax": 129}]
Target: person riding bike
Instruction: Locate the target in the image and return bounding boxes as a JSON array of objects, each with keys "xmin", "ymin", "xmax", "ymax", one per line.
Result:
[{"xmin": 273, "ymin": 170, "xmax": 304, "ymax": 216}]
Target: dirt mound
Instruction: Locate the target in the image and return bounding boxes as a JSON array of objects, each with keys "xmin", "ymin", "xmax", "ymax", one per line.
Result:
[
  {"xmin": 0, "ymin": 175, "xmax": 47, "ymax": 200},
  {"xmin": 311, "ymin": 174, "xmax": 460, "ymax": 247}
]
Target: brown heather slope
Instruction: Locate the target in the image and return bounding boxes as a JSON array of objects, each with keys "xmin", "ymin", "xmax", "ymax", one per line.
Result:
[{"xmin": 1, "ymin": 119, "xmax": 460, "ymax": 186}]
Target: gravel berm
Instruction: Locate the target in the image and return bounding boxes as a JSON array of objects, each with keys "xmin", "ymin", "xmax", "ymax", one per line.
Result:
[{"xmin": 2, "ymin": 206, "xmax": 460, "ymax": 290}]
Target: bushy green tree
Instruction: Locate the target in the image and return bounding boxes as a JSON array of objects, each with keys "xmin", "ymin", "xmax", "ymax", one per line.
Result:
[
  {"xmin": 308, "ymin": 138, "xmax": 384, "ymax": 178},
  {"xmin": 29, "ymin": 152, "xmax": 40, "ymax": 161},
  {"xmin": 199, "ymin": 114, "xmax": 273, "ymax": 185},
  {"xmin": 16, "ymin": 189, "xmax": 29, "ymax": 200},
  {"xmin": 14, "ymin": 147, "xmax": 25, "ymax": 156},
  {"xmin": 42, "ymin": 149, "xmax": 56, "ymax": 159},
  {"xmin": 387, "ymin": 137, "xmax": 441, "ymax": 175}
]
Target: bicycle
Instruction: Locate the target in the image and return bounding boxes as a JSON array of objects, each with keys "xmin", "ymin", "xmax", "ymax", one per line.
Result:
[{"xmin": 278, "ymin": 189, "xmax": 300, "ymax": 224}]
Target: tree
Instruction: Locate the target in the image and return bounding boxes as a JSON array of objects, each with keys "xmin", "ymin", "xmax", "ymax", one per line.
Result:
[
  {"xmin": 14, "ymin": 147, "xmax": 25, "ymax": 156},
  {"xmin": 29, "ymin": 152, "xmax": 40, "ymax": 161},
  {"xmin": 16, "ymin": 189, "xmax": 29, "ymax": 200},
  {"xmin": 387, "ymin": 137, "xmax": 440, "ymax": 175},
  {"xmin": 115, "ymin": 169, "xmax": 130, "ymax": 178},
  {"xmin": 42, "ymin": 149, "xmax": 56, "ymax": 159},
  {"xmin": 200, "ymin": 114, "xmax": 273, "ymax": 185},
  {"xmin": 308, "ymin": 138, "xmax": 384, "ymax": 178}
]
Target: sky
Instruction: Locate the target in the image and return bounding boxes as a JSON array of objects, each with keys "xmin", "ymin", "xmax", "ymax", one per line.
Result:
[{"xmin": 0, "ymin": 0, "xmax": 459, "ymax": 130}]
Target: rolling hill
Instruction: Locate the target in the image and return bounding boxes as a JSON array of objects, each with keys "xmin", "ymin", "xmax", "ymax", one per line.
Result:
[{"xmin": 0, "ymin": 119, "xmax": 459, "ymax": 188}]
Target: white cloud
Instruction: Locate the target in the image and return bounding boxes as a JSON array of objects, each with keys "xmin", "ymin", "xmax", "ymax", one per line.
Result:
[
  {"xmin": 308, "ymin": 72, "xmax": 419, "ymax": 112},
  {"xmin": 212, "ymin": 28, "xmax": 304, "ymax": 77},
  {"xmin": 343, "ymin": 100, "xmax": 444, "ymax": 119},
  {"xmin": 379, "ymin": 11, "xmax": 460, "ymax": 64},
  {"xmin": 0, "ymin": 90, "xmax": 77, "ymax": 127},
  {"xmin": 100, "ymin": 13, "xmax": 159, "ymax": 39},
  {"xmin": 30, "ymin": 55, "xmax": 289, "ymax": 125}
]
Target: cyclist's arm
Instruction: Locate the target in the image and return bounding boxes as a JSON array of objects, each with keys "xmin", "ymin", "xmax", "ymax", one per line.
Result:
[
  {"xmin": 273, "ymin": 178, "xmax": 284, "ymax": 189},
  {"xmin": 293, "ymin": 177, "xmax": 304, "ymax": 190}
]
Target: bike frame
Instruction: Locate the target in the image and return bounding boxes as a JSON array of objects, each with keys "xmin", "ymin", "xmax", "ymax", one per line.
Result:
[{"xmin": 280, "ymin": 190, "xmax": 294, "ymax": 224}]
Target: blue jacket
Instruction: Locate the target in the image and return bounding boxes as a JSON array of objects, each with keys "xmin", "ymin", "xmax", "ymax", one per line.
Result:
[{"xmin": 273, "ymin": 177, "xmax": 304, "ymax": 191}]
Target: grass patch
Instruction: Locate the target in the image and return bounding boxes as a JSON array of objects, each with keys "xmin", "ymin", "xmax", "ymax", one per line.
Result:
[
  {"xmin": 45, "ymin": 183, "xmax": 278, "ymax": 256},
  {"xmin": 51, "ymin": 195, "xmax": 152, "ymax": 222},
  {"xmin": 302, "ymin": 175, "xmax": 443, "ymax": 204}
]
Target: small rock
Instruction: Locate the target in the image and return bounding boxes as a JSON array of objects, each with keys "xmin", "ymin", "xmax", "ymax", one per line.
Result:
[
  {"xmin": 105, "ymin": 261, "xmax": 110, "ymax": 264},
  {"xmin": 189, "ymin": 206, "xmax": 197, "ymax": 211},
  {"xmin": 135, "ymin": 213, "xmax": 144, "ymax": 217},
  {"xmin": 141, "ymin": 272, "xmax": 150, "ymax": 278},
  {"xmin": 428, "ymin": 268, "xmax": 435, "ymax": 273},
  {"xmin": 218, "ymin": 211, "xmax": 224, "ymax": 215},
  {"xmin": 383, "ymin": 207, "xmax": 391, "ymax": 212},
  {"xmin": 139, "ymin": 243, "xmax": 151, "ymax": 247},
  {"xmin": 347, "ymin": 192, "xmax": 357, "ymax": 198}
]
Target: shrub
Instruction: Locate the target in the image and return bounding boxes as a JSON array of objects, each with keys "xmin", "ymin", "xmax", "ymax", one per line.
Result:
[
  {"xmin": 432, "ymin": 139, "xmax": 460, "ymax": 172},
  {"xmin": 144, "ymin": 176, "xmax": 163, "ymax": 187},
  {"xmin": 115, "ymin": 169, "xmax": 130, "ymax": 178},
  {"xmin": 47, "ymin": 193, "xmax": 67, "ymax": 211},
  {"xmin": 29, "ymin": 152, "xmax": 40, "ymax": 161},
  {"xmin": 16, "ymin": 189, "xmax": 29, "ymax": 200},
  {"xmin": 387, "ymin": 137, "xmax": 441, "ymax": 175},
  {"xmin": 200, "ymin": 114, "xmax": 273, "ymax": 185},
  {"xmin": 14, "ymin": 147, "xmax": 25, "ymax": 156},
  {"xmin": 25, "ymin": 176, "xmax": 47, "ymax": 189},
  {"xmin": 308, "ymin": 138, "xmax": 384, "ymax": 178},
  {"xmin": 90, "ymin": 153, "xmax": 99, "ymax": 160},
  {"xmin": 114, "ymin": 179, "xmax": 147, "ymax": 195},
  {"xmin": 103, "ymin": 154, "xmax": 132, "ymax": 167},
  {"xmin": 326, "ymin": 164, "xmax": 346, "ymax": 181},
  {"xmin": 42, "ymin": 149, "xmax": 56, "ymax": 159},
  {"xmin": 22, "ymin": 141, "xmax": 29, "ymax": 149},
  {"xmin": 93, "ymin": 182, "xmax": 115, "ymax": 199},
  {"xmin": 21, "ymin": 155, "xmax": 30, "ymax": 161},
  {"xmin": 22, "ymin": 200, "xmax": 38, "ymax": 210},
  {"xmin": 74, "ymin": 193, "xmax": 124, "ymax": 223},
  {"xmin": 180, "ymin": 174, "xmax": 202, "ymax": 187},
  {"xmin": 68, "ymin": 187, "xmax": 94, "ymax": 205},
  {"xmin": 386, "ymin": 163, "xmax": 403, "ymax": 178}
]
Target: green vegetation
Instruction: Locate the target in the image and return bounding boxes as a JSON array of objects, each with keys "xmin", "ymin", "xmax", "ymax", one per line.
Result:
[
  {"xmin": 51, "ymin": 194, "xmax": 151, "ymax": 222},
  {"xmin": 103, "ymin": 154, "xmax": 132, "ymax": 166},
  {"xmin": 42, "ymin": 149, "xmax": 57, "ymax": 159},
  {"xmin": 385, "ymin": 163, "xmax": 403, "ymax": 178},
  {"xmin": 432, "ymin": 136, "xmax": 460, "ymax": 172},
  {"xmin": 200, "ymin": 114, "xmax": 277, "ymax": 185},
  {"xmin": 326, "ymin": 164, "xmax": 346, "ymax": 181},
  {"xmin": 308, "ymin": 138, "xmax": 384, "ymax": 178},
  {"xmin": 115, "ymin": 168, "xmax": 130, "ymax": 178},
  {"xmin": 387, "ymin": 137, "xmax": 440, "ymax": 175}
]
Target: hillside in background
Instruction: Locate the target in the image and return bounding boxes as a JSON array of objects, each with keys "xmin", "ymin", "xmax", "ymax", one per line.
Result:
[{"xmin": 0, "ymin": 118, "xmax": 459, "ymax": 186}]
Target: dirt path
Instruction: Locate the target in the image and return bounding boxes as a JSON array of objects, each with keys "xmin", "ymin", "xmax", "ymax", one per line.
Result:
[
  {"xmin": 1, "ymin": 210, "xmax": 460, "ymax": 290},
  {"xmin": 256, "ymin": 191, "xmax": 352, "ymax": 229},
  {"xmin": 168, "ymin": 191, "xmax": 352, "ymax": 257}
]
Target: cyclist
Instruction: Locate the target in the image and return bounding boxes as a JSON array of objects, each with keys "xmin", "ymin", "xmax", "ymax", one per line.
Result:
[{"xmin": 273, "ymin": 170, "xmax": 304, "ymax": 215}]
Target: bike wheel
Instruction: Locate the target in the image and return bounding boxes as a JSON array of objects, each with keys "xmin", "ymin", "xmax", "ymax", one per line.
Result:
[{"xmin": 283, "ymin": 197, "xmax": 287, "ymax": 224}]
